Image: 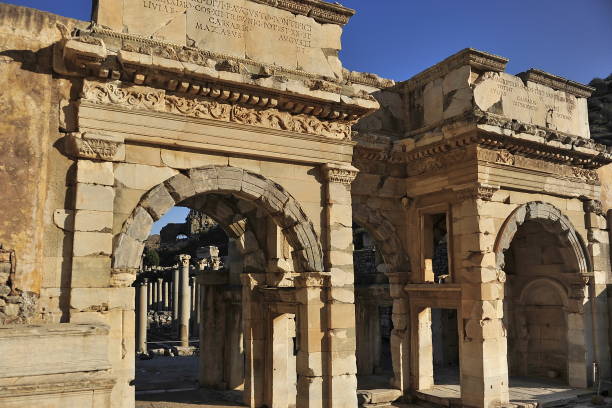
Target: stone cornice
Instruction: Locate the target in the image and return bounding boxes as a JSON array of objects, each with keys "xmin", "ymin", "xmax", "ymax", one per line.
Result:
[
  {"xmin": 55, "ymin": 31, "xmax": 379, "ymax": 140},
  {"xmin": 344, "ymin": 69, "xmax": 396, "ymax": 89},
  {"xmin": 518, "ymin": 69, "xmax": 595, "ymax": 99},
  {"xmin": 404, "ymin": 130, "xmax": 611, "ymax": 169},
  {"xmin": 353, "ymin": 133, "xmax": 405, "ymax": 163},
  {"xmin": 250, "ymin": 0, "xmax": 355, "ymax": 26},
  {"xmin": 399, "ymin": 48, "xmax": 509, "ymax": 92}
]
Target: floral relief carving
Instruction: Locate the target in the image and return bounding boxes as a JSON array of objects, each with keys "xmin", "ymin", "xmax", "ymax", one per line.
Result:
[{"xmin": 82, "ymin": 82, "xmax": 352, "ymax": 140}]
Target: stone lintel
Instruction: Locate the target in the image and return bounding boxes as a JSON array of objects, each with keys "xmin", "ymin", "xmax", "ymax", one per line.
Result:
[
  {"xmin": 518, "ymin": 68, "xmax": 595, "ymax": 99},
  {"xmin": 400, "ymin": 48, "xmax": 509, "ymax": 91}
]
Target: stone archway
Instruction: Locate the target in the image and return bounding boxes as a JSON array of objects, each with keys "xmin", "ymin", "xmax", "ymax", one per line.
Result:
[
  {"xmin": 495, "ymin": 201, "xmax": 592, "ymax": 388},
  {"xmin": 494, "ymin": 201, "xmax": 591, "ymax": 275},
  {"xmin": 113, "ymin": 165, "xmax": 324, "ymax": 274},
  {"xmin": 115, "ymin": 165, "xmax": 325, "ymax": 408},
  {"xmin": 353, "ymin": 203, "xmax": 408, "ymax": 271}
]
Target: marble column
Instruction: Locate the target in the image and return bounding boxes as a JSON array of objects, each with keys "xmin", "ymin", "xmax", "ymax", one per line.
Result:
[
  {"xmin": 179, "ymin": 254, "xmax": 191, "ymax": 347},
  {"xmin": 137, "ymin": 279, "xmax": 148, "ymax": 354},
  {"xmin": 163, "ymin": 281, "xmax": 170, "ymax": 310},
  {"xmin": 157, "ymin": 278, "xmax": 163, "ymax": 312},
  {"xmin": 147, "ymin": 280, "xmax": 153, "ymax": 307},
  {"xmin": 173, "ymin": 266, "xmax": 179, "ymax": 321},
  {"xmin": 152, "ymin": 279, "xmax": 158, "ymax": 311}
]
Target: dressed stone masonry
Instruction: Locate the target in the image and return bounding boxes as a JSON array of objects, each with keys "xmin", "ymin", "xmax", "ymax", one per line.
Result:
[{"xmin": 2, "ymin": 2, "xmax": 612, "ymax": 408}]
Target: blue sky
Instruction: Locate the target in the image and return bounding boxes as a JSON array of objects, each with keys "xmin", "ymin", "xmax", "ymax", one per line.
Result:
[{"xmin": 5, "ymin": 0, "xmax": 611, "ymax": 232}]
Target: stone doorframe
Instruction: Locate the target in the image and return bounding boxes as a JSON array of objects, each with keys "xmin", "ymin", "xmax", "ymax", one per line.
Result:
[
  {"xmin": 494, "ymin": 201, "xmax": 592, "ymax": 388},
  {"xmin": 112, "ymin": 165, "xmax": 328, "ymax": 407},
  {"xmin": 352, "ymin": 203, "xmax": 411, "ymax": 393}
]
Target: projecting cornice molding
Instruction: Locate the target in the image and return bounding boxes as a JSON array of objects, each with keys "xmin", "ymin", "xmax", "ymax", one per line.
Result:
[{"xmin": 54, "ymin": 29, "xmax": 379, "ymax": 141}]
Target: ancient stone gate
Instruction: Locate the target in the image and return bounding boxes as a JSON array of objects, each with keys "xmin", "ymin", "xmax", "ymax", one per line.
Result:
[{"xmin": 1, "ymin": 1, "xmax": 612, "ymax": 408}]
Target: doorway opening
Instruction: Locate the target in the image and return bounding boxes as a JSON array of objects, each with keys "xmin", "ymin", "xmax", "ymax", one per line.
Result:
[{"xmin": 353, "ymin": 223, "xmax": 393, "ymax": 388}]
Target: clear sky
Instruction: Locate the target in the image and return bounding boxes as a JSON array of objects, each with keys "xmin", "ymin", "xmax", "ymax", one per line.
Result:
[{"xmin": 4, "ymin": 0, "xmax": 611, "ymax": 231}]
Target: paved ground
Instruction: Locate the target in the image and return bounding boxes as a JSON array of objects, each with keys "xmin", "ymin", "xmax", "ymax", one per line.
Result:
[{"xmin": 136, "ymin": 389, "xmax": 243, "ymax": 408}]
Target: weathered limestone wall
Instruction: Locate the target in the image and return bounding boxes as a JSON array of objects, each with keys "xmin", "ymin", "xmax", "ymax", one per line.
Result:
[{"xmin": 0, "ymin": 5, "xmax": 88, "ymax": 323}]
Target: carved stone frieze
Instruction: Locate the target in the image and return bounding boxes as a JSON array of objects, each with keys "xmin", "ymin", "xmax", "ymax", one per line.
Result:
[
  {"xmin": 82, "ymin": 81, "xmax": 354, "ymax": 140},
  {"xmin": 476, "ymin": 147, "xmax": 600, "ymax": 185},
  {"xmin": 406, "ymin": 147, "xmax": 471, "ymax": 177},
  {"xmin": 322, "ymin": 163, "xmax": 360, "ymax": 185},
  {"xmin": 82, "ymin": 83, "xmax": 352, "ymax": 140}
]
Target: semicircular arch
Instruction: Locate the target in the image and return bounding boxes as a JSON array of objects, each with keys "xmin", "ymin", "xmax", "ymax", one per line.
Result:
[
  {"xmin": 352, "ymin": 203, "xmax": 409, "ymax": 271},
  {"xmin": 113, "ymin": 165, "xmax": 324, "ymax": 273},
  {"xmin": 494, "ymin": 201, "xmax": 591, "ymax": 275}
]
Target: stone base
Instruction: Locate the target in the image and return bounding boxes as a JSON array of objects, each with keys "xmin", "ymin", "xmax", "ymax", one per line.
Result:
[
  {"xmin": 357, "ymin": 389, "xmax": 403, "ymax": 407},
  {"xmin": 174, "ymin": 346, "xmax": 198, "ymax": 356}
]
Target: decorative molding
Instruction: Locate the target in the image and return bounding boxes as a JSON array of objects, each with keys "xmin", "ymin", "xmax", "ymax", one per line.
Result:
[
  {"xmin": 64, "ymin": 131, "xmax": 125, "ymax": 161},
  {"xmin": 82, "ymin": 81, "xmax": 354, "ymax": 140},
  {"xmin": 518, "ymin": 69, "xmax": 595, "ymax": 99},
  {"xmin": 476, "ymin": 147, "xmax": 600, "ymax": 185},
  {"xmin": 294, "ymin": 272, "xmax": 331, "ymax": 288},
  {"xmin": 407, "ymin": 148, "xmax": 470, "ymax": 177},
  {"xmin": 179, "ymin": 254, "xmax": 191, "ymax": 266},
  {"xmin": 583, "ymin": 199, "xmax": 605, "ymax": 217},
  {"xmin": 455, "ymin": 184, "xmax": 499, "ymax": 202},
  {"xmin": 249, "ymin": 0, "xmax": 355, "ymax": 25},
  {"xmin": 322, "ymin": 163, "xmax": 360, "ymax": 184},
  {"xmin": 402, "ymin": 48, "xmax": 508, "ymax": 92},
  {"xmin": 344, "ymin": 69, "xmax": 396, "ymax": 89}
]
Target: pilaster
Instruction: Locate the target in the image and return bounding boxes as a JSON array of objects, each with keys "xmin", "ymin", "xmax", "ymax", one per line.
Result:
[{"xmin": 322, "ymin": 163, "xmax": 359, "ymax": 408}]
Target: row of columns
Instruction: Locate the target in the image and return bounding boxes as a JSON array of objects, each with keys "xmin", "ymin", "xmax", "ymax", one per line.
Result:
[{"xmin": 136, "ymin": 255, "xmax": 201, "ymax": 353}]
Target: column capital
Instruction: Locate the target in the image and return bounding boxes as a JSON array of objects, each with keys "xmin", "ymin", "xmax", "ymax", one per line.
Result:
[
  {"xmin": 179, "ymin": 254, "xmax": 191, "ymax": 266},
  {"xmin": 454, "ymin": 183, "xmax": 499, "ymax": 202},
  {"xmin": 322, "ymin": 163, "xmax": 359, "ymax": 185},
  {"xmin": 294, "ymin": 272, "xmax": 331, "ymax": 288}
]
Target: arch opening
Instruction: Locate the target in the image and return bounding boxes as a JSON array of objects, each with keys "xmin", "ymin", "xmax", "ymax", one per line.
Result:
[
  {"xmin": 120, "ymin": 166, "xmax": 323, "ymax": 408},
  {"xmin": 498, "ymin": 202, "xmax": 591, "ymax": 389}
]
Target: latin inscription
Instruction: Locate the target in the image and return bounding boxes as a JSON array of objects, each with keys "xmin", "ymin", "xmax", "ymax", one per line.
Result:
[
  {"xmin": 490, "ymin": 76, "xmax": 575, "ymax": 121},
  {"xmin": 142, "ymin": 0, "xmax": 314, "ymax": 48}
]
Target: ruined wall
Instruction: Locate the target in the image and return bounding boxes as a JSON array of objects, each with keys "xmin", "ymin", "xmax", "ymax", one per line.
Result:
[
  {"xmin": 591, "ymin": 74, "xmax": 612, "ymax": 211},
  {"xmin": 0, "ymin": 5, "xmax": 87, "ymax": 323}
]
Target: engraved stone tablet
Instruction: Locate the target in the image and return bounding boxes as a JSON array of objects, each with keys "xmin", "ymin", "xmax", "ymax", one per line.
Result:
[
  {"xmin": 474, "ymin": 72, "xmax": 590, "ymax": 137},
  {"xmin": 95, "ymin": 0, "xmax": 348, "ymax": 79}
]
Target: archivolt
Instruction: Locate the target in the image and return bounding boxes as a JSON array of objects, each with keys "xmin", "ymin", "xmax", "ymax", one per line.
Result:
[
  {"xmin": 494, "ymin": 201, "xmax": 591, "ymax": 275},
  {"xmin": 113, "ymin": 165, "xmax": 324, "ymax": 273},
  {"xmin": 352, "ymin": 203, "xmax": 409, "ymax": 271}
]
